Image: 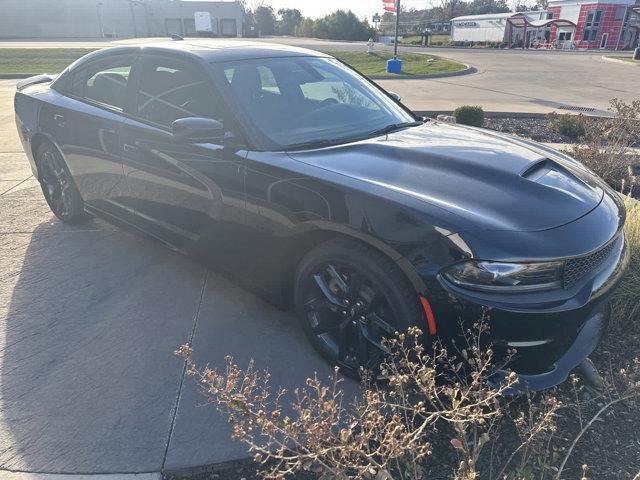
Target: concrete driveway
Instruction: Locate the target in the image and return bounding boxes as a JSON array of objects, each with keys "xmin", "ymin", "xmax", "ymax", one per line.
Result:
[{"xmin": 0, "ymin": 80, "xmax": 347, "ymax": 476}]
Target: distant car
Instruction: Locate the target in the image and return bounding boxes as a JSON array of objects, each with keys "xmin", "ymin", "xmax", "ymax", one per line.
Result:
[{"xmin": 14, "ymin": 41, "xmax": 628, "ymax": 390}]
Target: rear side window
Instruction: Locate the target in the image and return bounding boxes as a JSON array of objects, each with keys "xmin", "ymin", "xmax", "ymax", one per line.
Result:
[
  {"xmin": 134, "ymin": 55, "xmax": 221, "ymax": 128},
  {"xmin": 67, "ymin": 55, "xmax": 133, "ymax": 112}
]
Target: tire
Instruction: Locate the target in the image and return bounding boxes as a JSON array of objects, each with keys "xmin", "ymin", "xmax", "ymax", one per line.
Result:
[
  {"xmin": 36, "ymin": 142, "xmax": 88, "ymax": 224},
  {"xmin": 294, "ymin": 237, "xmax": 424, "ymax": 378}
]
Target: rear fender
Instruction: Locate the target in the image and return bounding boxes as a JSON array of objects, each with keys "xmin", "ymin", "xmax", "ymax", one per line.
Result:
[{"xmin": 15, "ymin": 87, "xmax": 62, "ymax": 179}]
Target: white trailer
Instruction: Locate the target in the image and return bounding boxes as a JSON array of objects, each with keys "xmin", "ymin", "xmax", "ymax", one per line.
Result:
[
  {"xmin": 451, "ymin": 13, "xmax": 512, "ymax": 43},
  {"xmin": 194, "ymin": 11, "xmax": 213, "ymax": 34}
]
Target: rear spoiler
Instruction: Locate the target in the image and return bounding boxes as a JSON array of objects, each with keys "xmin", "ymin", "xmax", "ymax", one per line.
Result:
[{"xmin": 16, "ymin": 74, "xmax": 57, "ymax": 91}]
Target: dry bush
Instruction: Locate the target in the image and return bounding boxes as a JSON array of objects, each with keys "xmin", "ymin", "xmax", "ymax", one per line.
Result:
[
  {"xmin": 611, "ymin": 197, "xmax": 640, "ymax": 331},
  {"xmin": 176, "ymin": 323, "xmax": 562, "ymax": 480},
  {"xmin": 175, "ymin": 319, "xmax": 640, "ymax": 480},
  {"xmin": 570, "ymin": 99, "xmax": 640, "ymax": 195}
]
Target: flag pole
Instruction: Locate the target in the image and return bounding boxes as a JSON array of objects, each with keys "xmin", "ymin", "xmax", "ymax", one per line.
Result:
[{"xmin": 393, "ymin": 0, "xmax": 400, "ymax": 59}]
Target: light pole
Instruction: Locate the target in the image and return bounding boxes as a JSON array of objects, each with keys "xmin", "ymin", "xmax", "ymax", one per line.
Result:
[
  {"xmin": 393, "ymin": 0, "xmax": 400, "ymax": 59},
  {"xmin": 128, "ymin": 0, "xmax": 139, "ymax": 38},
  {"xmin": 97, "ymin": 2, "xmax": 105, "ymax": 38},
  {"xmin": 386, "ymin": 0, "xmax": 402, "ymax": 73}
]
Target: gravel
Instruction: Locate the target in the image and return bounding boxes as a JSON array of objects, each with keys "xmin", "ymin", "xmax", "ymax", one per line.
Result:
[{"xmin": 483, "ymin": 117, "xmax": 579, "ymax": 144}]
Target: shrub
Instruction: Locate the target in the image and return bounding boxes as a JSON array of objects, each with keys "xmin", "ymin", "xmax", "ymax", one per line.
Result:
[
  {"xmin": 570, "ymin": 99, "xmax": 640, "ymax": 194},
  {"xmin": 454, "ymin": 105, "xmax": 485, "ymax": 127},
  {"xmin": 611, "ymin": 197, "xmax": 640, "ymax": 331},
  {"xmin": 177, "ymin": 323, "xmax": 560, "ymax": 480},
  {"xmin": 547, "ymin": 112, "xmax": 586, "ymax": 139},
  {"xmin": 177, "ymin": 321, "xmax": 640, "ymax": 480}
]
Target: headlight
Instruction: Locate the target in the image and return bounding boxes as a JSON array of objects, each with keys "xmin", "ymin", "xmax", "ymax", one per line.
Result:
[{"xmin": 441, "ymin": 260, "xmax": 563, "ymax": 293}]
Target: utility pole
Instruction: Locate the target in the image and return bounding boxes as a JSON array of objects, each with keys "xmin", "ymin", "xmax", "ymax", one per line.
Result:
[
  {"xmin": 128, "ymin": 0, "xmax": 138, "ymax": 38},
  {"xmin": 393, "ymin": 0, "xmax": 401, "ymax": 58},
  {"xmin": 385, "ymin": 0, "xmax": 402, "ymax": 72},
  {"xmin": 97, "ymin": 2, "xmax": 105, "ymax": 38}
]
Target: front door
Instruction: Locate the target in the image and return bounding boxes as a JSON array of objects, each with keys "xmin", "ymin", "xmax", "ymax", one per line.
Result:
[
  {"xmin": 120, "ymin": 53, "xmax": 247, "ymax": 256},
  {"xmin": 49, "ymin": 52, "xmax": 135, "ymax": 220}
]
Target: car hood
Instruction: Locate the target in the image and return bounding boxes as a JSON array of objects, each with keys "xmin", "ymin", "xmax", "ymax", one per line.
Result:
[{"xmin": 287, "ymin": 121, "xmax": 604, "ymax": 232}]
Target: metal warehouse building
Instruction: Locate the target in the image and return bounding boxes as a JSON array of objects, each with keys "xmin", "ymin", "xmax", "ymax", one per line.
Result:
[{"xmin": 0, "ymin": 0, "xmax": 245, "ymax": 39}]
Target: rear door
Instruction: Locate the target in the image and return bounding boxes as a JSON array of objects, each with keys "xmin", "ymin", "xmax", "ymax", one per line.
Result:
[
  {"xmin": 119, "ymin": 52, "xmax": 248, "ymax": 256},
  {"xmin": 49, "ymin": 52, "xmax": 135, "ymax": 220}
]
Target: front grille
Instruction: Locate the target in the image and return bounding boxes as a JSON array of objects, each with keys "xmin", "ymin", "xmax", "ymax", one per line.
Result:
[{"xmin": 563, "ymin": 239, "xmax": 617, "ymax": 289}]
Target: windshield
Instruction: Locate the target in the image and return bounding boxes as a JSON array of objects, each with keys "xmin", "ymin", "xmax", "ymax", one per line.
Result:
[{"xmin": 214, "ymin": 56, "xmax": 416, "ymax": 150}]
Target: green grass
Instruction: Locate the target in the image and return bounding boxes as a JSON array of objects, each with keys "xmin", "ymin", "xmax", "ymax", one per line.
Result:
[
  {"xmin": 323, "ymin": 50, "xmax": 464, "ymax": 77},
  {"xmin": 0, "ymin": 47, "xmax": 465, "ymax": 78},
  {"xmin": 0, "ymin": 48, "xmax": 97, "ymax": 74}
]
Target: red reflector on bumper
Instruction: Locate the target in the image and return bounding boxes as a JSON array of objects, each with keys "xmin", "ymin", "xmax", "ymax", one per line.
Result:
[{"xmin": 419, "ymin": 296, "xmax": 437, "ymax": 335}]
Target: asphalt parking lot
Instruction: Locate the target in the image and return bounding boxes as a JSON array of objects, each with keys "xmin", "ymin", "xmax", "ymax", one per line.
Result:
[
  {"xmin": 0, "ymin": 81, "xmax": 348, "ymax": 476},
  {"xmin": 267, "ymin": 38, "xmax": 640, "ymax": 114},
  {"xmin": 3, "ymin": 37, "xmax": 637, "ymax": 114}
]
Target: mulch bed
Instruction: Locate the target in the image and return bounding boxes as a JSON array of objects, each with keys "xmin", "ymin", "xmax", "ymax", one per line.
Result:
[
  {"xmin": 483, "ymin": 116, "xmax": 640, "ymax": 148},
  {"xmin": 484, "ymin": 117, "xmax": 579, "ymax": 144},
  {"xmin": 164, "ymin": 325, "xmax": 640, "ymax": 480}
]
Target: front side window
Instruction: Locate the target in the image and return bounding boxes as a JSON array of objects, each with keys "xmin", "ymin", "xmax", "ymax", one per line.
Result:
[
  {"xmin": 135, "ymin": 55, "xmax": 222, "ymax": 128},
  {"xmin": 67, "ymin": 55, "xmax": 133, "ymax": 111},
  {"xmin": 583, "ymin": 10, "xmax": 602, "ymax": 41},
  {"xmin": 216, "ymin": 56, "xmax": 415, "ymax": 149}
]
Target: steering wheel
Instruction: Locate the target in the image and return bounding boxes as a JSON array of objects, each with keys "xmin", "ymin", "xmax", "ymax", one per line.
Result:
[
  {"xmin": 297, "ymin": 99, "xmax": 345, "ymax": 124},
  {"xmin": 319, "ymin": 98, "xmax": 340, "ymax": 107}
]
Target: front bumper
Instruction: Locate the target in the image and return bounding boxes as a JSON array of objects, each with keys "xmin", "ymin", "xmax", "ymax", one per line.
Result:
[
  {"xmin": 493, "ymin": 301, "xmax": 609, "ymax": 392},
  {"xmin": 425, "ymin": 230, "xmax": 629, "ymax": 392}
]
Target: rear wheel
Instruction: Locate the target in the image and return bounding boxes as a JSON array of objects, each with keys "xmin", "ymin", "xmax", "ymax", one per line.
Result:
[
  {"xmin": 294, "ymin": 238, "xmax": 424, "ymax": 378},
  {"xmin": 36, "ymin": 143, "xmax": 87, "ymax": 224}
]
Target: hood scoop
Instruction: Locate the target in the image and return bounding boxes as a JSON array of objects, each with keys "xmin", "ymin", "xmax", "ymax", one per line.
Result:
[
  {"xmin": 521, "ymin": 159, "xmax": 600, "ymax": 205},
  {"xmin": 289, "ymin": 122, "xmax": 604, "ymax": 232}
]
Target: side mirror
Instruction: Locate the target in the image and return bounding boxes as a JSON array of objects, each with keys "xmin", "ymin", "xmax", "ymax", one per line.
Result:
[
  {"xmin": 388, "ymin": 91, "xmax": 401, "ymax": 102},
  {"xmin": 172, "ymin": 117, "xmax": 227, "ymax": 143}
]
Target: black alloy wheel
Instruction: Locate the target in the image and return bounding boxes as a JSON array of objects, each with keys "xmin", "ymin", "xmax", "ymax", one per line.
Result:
[
  {"xmin": 295, "ymin": 238, "xmax": 424, "ymax": 378},
  {"xmin": 36, "ymin": 143, "xmax": 87, "ymax": 224}
]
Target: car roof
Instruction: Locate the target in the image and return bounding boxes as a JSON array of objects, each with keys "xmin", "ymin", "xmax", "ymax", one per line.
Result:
[{"xmin": 92, "ymin": 40, "xmax": 330, "ymax": 63}]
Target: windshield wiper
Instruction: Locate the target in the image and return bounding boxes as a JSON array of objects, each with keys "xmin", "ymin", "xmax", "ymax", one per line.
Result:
[
  {"xmin": 366, "ymin": 120, "xmax": 424, "ymax": 137},
  {"xmin": 281, "ymin": 120, "xmax": 424, "ymax": 151},
  {"xmin": 282, "ymin": 137, "xmax": 356, "ymax": 151}
]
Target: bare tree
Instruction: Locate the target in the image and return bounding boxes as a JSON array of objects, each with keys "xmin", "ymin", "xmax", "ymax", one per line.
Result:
[{"xmin": 439, "ymin": 0, "xmax": 461, "ymax": 21}]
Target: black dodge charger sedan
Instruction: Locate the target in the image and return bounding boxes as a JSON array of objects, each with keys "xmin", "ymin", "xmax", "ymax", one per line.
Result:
[{"xmin": 14, "ymin": 41, "xmax": 628, "ymax": 390}]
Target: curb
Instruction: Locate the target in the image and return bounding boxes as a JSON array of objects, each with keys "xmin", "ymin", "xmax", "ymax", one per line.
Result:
[
  {"xmin": 413, "ymin": 110, "xmax": 614, "ymax": 119},
  {"xmin": 368, "ymin": 65, "xmax": 476, "ymax": 80},
  {"xmin": 0, "ymin": 73, "xmax": 40, "ymax": 79},
  {"xmin": 0, "ymin": 472, "xmax": 161, "ymax": 480},
  {"xmin": 601, "ymin": 55, "xmax": 638, "ymax": 66},
  {"xmin": 414, "ymin": 110, "xmax": 554, "ymax": 119}
]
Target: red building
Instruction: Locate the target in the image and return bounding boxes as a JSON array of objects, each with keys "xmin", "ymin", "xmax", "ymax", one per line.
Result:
[{"xmin": 547, "ymin": 0, "xmax": 640, "ymax": 49}]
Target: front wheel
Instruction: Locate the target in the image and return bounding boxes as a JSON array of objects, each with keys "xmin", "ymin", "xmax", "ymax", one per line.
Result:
[
  {"xmin": 294, "ymin": 238, "xmax": 424, "ymax": 378},
  {"xmin": 36, "ymin": 143, "xmax": 87, "ymax": 224}
]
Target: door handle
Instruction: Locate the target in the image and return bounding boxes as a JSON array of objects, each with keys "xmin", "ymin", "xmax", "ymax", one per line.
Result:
[
  {"xmin": 123, "ymin": 143, "xmax": 139, "ymax": 153},
  {"xmin": 53, "ymin": 114, "xmax": 65, "ymax": 126}
]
